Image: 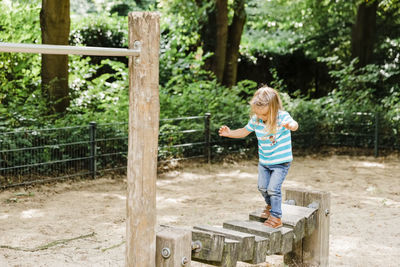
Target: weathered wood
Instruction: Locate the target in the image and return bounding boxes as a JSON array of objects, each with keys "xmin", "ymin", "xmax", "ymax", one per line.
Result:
[
  {"xmin": 220, "ymin": 239, "xmax": 239, "ymax": 267},
  {"xmin": 193, "ymin": 225, "xmax": 255, "ymax": 262},
  {"xmin": 279, "ymin": 227, "xmax": 294, "ymax": 255},
  {"xmin": 282, "ymin": 203, "xmax": 317, "ymax": 236},
  {"xmin": 195, "ymin": 239, "xmax": 239, "ymax": 267},
  {"xmin": 284, "ymin": 188, "xmax": 330, "ymax": 267},
  {"xmin": 281, "ymin": 212, "xmax": 305, "ymax": 243},
  {"xmin": 223, "ymin": 220, "xmax": 282, "ymax": 255},
  {"xmin": 191, "ymin": 229, "xmax": 225, "ymax": 262},
  {"xmin": 126, "ymin": 12, "xmax": 160, "ymax": 267},
  {"xmin": 156, "ymin": 226, "xmax": 191, "ymax": 267},
  {"xmin": 249, "ymin": 207, "xmax": 306, "ymax": 243},
  {"xmin": 248, "ymin": 236, "xmax": 269, "ymax": 264},
  {"xmin": 284, "ymin": 241, "xmax": 302, "ymax": 266},
  {"xmin": 0, "ymin": 42, "xmax": 140, "ymax": 56}
]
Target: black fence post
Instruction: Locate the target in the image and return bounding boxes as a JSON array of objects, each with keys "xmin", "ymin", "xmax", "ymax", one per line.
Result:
[
  {"xmin": 204, "ymin": 113, "xmax": 211, "ymax": 164},
  {"xmin": 89, "ymin": 122, "xmax": 97, "ymax": 178},
  {"xmin": 374, "ymin": 112, "xmax": 379, "ymax": 157}
]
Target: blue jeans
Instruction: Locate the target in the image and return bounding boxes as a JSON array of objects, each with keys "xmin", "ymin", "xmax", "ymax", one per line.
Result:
[{"xmin": 258, "ymin": 162, "xmax": 291, "ymax": 219}]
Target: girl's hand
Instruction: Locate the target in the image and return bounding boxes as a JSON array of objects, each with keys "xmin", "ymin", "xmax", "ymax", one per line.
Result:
[
  {"xmin": 282, "ymin": 121, "xmax": 298, "ymax": 131},
  {"xmin": 219, "ymin": 125, "xmax": 231, "ymax": 137}
]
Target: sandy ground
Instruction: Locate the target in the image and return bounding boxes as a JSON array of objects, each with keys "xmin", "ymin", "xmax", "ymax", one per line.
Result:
[{"xmin": 0, "ymin": 154, "xmax": 399, "ymax": 267}]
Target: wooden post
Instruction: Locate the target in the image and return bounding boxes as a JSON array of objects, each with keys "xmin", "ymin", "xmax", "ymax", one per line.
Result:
[
  {"xmin": 126, "ymin": 12, "xmax": 160, "ymax": 267},
  {"xmin": 284, "ymin": 188, "xmax": 330, "ymax": 267},
  {"xmin": 156, "ymin": 226, "xmax": 192, "ymax": 267}
]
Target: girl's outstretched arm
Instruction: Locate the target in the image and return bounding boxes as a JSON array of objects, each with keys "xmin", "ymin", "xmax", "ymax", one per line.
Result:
[
  {"xmin": 219, "ymin": 126, "xmax": 251, "ymax": 138},
  {"xmin": 282, "ymin": 121, "xmax": 299, "ymax": 131}
]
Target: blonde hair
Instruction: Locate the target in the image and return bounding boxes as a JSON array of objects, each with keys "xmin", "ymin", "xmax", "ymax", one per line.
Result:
[{"xmin": 250, "ymin": 86, "xmax": 283, "ymax": 134}]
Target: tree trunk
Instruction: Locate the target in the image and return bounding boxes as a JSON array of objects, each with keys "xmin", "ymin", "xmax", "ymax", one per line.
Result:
[
  {"xmin": 214, "ymin": 0, "xmax": 228, "ymax": 82},
  {"xmin": 223, "ymin": 0, "xmax": 246, "ymax": 87},
  {"xmin": 40, "ymin": 0, "xmax": 70, "ymax": 113},
  {"xmin": 351, "ymin": 1, "xmax": 378, "ymax": 67}
]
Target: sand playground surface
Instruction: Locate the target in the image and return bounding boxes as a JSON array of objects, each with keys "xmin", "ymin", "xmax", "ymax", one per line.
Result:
[{"xmin": 0, "ymin": 154, "xmax": 399, "ymax": 267}]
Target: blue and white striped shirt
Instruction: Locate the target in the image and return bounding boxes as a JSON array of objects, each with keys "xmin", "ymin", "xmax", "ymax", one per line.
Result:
[{"xmin": 245, "ymin": 110, "xmax": 294, "ymax": 165}]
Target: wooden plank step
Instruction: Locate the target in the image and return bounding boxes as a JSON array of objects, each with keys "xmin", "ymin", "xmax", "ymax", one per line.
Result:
[
  {"xmin": 281, "ymin": 203, "xmax": 317, "ymax": 236},
  {"xmin": 249, "ymin": 208, "xmax": 306, "ymax": 243},
  {"xmin": 191, "ymin": 229, "xmax": 225, "ymax": 262},
  {"xmin": 251, "ymin": 236, "xmax": 269, "ymax": 264},
  {"xmin": 193, "ymin": 238, "xmax": 239, "ymax": 267},
  {"xmin": 194, "ymin": 225, "xmax": 255, "ymax": 262},
  {"xmin": 194, "ymin": 226, "xmax": 270, "ymax": 264},
  {"xmin": 223, "ymin": 220, "xmax": 293, "ymax": 255},
  {"xmin": 279, "ymin": 227, "xmax": 295, "ymax": 255}
]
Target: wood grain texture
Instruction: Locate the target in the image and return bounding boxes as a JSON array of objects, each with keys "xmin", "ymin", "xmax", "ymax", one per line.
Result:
[
  {"xmin": 223, "ymin": 220, "xmax": 282, "ymax": 255},
  {"xmin": 156, "ymin": 226, "xmax": 191, "ymax": 267},
  {"xmin": 194, "ymin": 225, "xmax": 255, "ymax": 262},
  {"xmin": 191, "ymin": 229, "xmax": 225, "ymax": 262},
  {"xmin": 249, "ymin": 206, "xmax": 307, "ymax": 243},
  {"xmin": 126, "ymin": 12, "xmax": 160, "ymax": 267},
  {"xmin": 284, "ymin": 188, "xmax": 330, "ymax": 267}
]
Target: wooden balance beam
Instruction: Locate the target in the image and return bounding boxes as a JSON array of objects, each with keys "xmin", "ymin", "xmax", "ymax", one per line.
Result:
[{"xmin": 156, "ymin": 188, "xmax": 330, "ymax": 267}]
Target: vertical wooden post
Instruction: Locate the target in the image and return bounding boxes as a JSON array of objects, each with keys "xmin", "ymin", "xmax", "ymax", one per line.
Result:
[
  {"xmin": 284, "ymin": 188, "xmax": 330, "ymax": 267},
  {"xmin": 126, "ymin": 12, "xmax": 160, "ymax": 267},
  {"xmin": 156, "ymin": 226, "xmax": 192, "ymax": 267}
]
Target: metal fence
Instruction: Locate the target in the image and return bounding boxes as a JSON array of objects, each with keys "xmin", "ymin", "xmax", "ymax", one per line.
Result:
[
  {"xmin": 0, "ymin": 115, "xmax": 211, "ymax": 189},
  {"xmin": 1, "ymin": 111, "xmax": 398, "ymax": 189}
]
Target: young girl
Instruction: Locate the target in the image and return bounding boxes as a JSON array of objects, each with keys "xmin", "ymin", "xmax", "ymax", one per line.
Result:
[{"xmin": 219, "ymin": 86, "xmax": 298, "ymax": 228}]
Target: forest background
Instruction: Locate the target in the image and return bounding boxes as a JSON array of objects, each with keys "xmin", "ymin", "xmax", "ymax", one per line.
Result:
[{"xmin": 0, "ymin": 0, "xmax": 400, "ymax": 155}]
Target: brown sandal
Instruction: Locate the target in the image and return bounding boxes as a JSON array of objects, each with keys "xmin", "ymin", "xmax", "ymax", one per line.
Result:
[
  {"xmin": 260, "ymin": 205, "xmax": 272, "ymax": 219},
  {"xmin": 263, "ymin": 215, "xmax": 283, "ymax": 228}
]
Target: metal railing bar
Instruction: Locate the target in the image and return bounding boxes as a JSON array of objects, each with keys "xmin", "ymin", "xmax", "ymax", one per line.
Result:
[
  {"xmin": 1, "ymin": 171, "xmax": 92, "ymax": 189},
  {"xmin": 158, "ymin": 155, "xmax": 205, "ymax": 164},
  {"xmin": 160, "ymin": 115, "xmax": 204, "ymax": 122},
  {"xmin": 97, "ymin": 122, "xmax": 128, "ymax": 127},
  {"xmin": 159, "ymin": 129, "xmax": 202, "ymax": 136},
  {"xmin": 0, "ymin": 141, "xmax": 91, "ymax": 153},
  {"xmin": 159, "ymin": 141, "xmax": 205, "ymax": 149},
  {"xmin": 0, "ymin": 156, "xmax": 92, "ymax": 171},
  {"xmin": 96, "ymin": 152, "xmax": 126, "ymax": 157},
  {"xmin": 331, "ymin": 111, "xmax": 373, "ymax": 116},
  {"xmin": 0, "ymin": 125, "xmax": 88, "ymax": 135},
  {"xmin": 95, "ymin": 137, "xmax": 127, "ymax": 142},
  {"xmin": 0, "ymin": 42, "xmax": 140, "ymax": 57}
]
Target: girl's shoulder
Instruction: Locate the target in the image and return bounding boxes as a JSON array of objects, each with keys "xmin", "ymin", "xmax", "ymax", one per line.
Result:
[
  {"xmin": 278, "ymin": 110, "xmax": 292, "ymax": 122},
  {"xmin": 278, "ymin": 109, "xmax": 289, "ymax": 117},
  {"xmin": 249, "ymin": 115, "xmax": 262, "ymax": 125},
  {"xmin": 250, "ymin": 115, "xmax": 258, "ymax": 122}
]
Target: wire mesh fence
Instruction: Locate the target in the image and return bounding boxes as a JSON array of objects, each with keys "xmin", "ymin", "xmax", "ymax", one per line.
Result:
[
  {"xmin": 0, "ymin": 125, "xmax": 92, "ymax": 188},
  {"xmin": 1, "ymin": 111, "xmax": 398, "ymax": 189},
  {"xmin": 0, "ymin": 115, "xmax": 211, "ymax": 189}
]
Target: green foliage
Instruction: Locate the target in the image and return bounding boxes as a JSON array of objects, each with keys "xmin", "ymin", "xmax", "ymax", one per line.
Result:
[
  {"xmin": 0, "ymin": 0, "xmax": 48, "ymax": 129},
  {"xmin": 59, "ymin": 57, "xmax": 129, "ymax": 126},
  {"xmin": 70, "ymin": 14, "xmax": 128, "ymax": 48},
  {"xmin": 71, "ymin": 0, "xmax": 156, "ymax": 15},
  {"xmin": 1, "ymin": 0, "xmax": 400, "ymax": 160}
]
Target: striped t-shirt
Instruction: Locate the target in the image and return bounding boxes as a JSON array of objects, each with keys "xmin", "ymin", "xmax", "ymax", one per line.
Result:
[{"xmin": 245, "ymin": 110, "xmax": 295, "ymax": 165}]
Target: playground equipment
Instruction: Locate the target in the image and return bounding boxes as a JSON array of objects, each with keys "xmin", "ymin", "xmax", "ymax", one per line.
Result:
[
  {"xmin": 156, "ymin": 187, "xmax": 330, "ymax": 266},
  {"xmin": 1, "ymin": 11, "xmax": 330, "ymax": 266}
]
